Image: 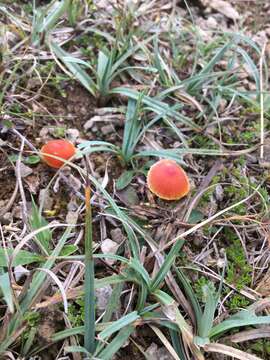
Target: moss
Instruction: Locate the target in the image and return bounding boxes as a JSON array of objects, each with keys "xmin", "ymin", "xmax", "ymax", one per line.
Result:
[
  {"xmin": 192, "ymin": 134, "xmax": 217, "ymax": 149},
  {"xmin": 194, "ymin": 276, "xmax": 215, "ymax": 301},
  {"xmin": 225, "ymin": 230, "xmax": 252, "ymax": 290},
  {"xmin": 227, "ymin": 293, "xmax": 250, "ymax": 311},
  {"xmin": 68, "ymin": 299, "xmax": 85, "ymax": 327}
]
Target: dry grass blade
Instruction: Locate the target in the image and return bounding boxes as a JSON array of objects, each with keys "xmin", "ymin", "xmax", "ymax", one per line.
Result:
[
  {"xmin": 149, "ymin": 325, "xmax": 181, "ymax": 360},
  {"xmin": 228, "ymin": 327, "xmax": 270, "ymax": 343},
  {"xmin": 204, "ymin": 343, "xmax": 263, "ymax": 360},
  {"xmin": 161, "ymin": 187, "xmax": 260, "ymax": 251}
]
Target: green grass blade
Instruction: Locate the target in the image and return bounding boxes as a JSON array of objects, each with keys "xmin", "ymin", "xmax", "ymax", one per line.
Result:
[
  {"xmin": 97, "ymin": 325, "xmax": 134, "ymax": 360},
  {"xmin": 210, "ymin": 310, "xmax": 270, "ymax": 339},
  {"xmin": 0, "ymin": 248, "xmax": 44, "ymax": 267},
  {"xmin": 0, "ymin": 271, "xmax": 14, "ymax": 313},
  {"xmin": 65, "ymin": 346, "xmax": 90, "ymax": 356},
  {"xmin": 170, "ymin": 329, "xmax": 187, "ymax": 360},
  {"xmin": 84, "ymin": 179, "xmax": 95, "ymax": 354},
  {"xmin": 40, "ymin": 0, "xmax": 70, "ymax": 32},
  {"xmin": 110, "ymin": 87, "xmax": 200, "ymax": 129},
  {"xmin": 174, "ymin": 267, "xmax": 202, "ymax": 327},
  {"xmin": 50, "ymin": 41, "xmax": 97, "ymax": 97},
  {"xmin": 121, "ymin": 98, "xmax": 142, "ymax": 162},
  {"xmin": 150, "ymin": 240, "xmax": 185, "ymax": 291},
  {"xmin": 103, "ymin": 283, "xmax": 123, "ymax": 323},
  {"xmin": 98, "ymin": 311, "xmax": 139, "ymax": 340},
  {"xmin": 235, "ymin": 46, "xmax": 260, "ymax": 91},
  {"xmin": 198, "ymin": 285, "xmax": 218, "ymax": 339},
  {"xmin": 110, "ymin": 35, "xmax": 155, "ymax": 75},
  {"xmin": 30, "ymin": 199, "xmax": 52, "ymax": 255},
  {"xmin": 32, "ymin": 0, "xmax": 70, "ymax": 46}
]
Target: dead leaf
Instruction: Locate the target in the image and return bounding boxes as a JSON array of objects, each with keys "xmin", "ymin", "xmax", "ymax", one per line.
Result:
[{"xmin": 203, "ymin": 0, "xmax": 240, "ymax": 20}]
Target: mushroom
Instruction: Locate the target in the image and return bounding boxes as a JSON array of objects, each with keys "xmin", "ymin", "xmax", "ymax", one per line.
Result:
[
  {"xmin": 147, "ymin": 159, "xmax": 190, "ymax": 200},
  {"xmin": 41, "ymin": 139, "xmax": 76, "ymax": 169}
]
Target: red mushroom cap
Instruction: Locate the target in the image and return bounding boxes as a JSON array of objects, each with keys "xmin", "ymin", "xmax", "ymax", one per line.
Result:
[
  {"xmin": 147, "ymin": 159, "xmax": 190, "ymax": 200},
  {"xmin": 41, "ymin": 139, "xmax": 76, "ymax": 169}
]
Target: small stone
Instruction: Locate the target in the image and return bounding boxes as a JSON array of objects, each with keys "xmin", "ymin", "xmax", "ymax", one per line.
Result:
[
  {"xmin": 39, "ymin": 127, "xmax": 49, "ymax": 138},
  {"xmin": 214, "ymin": 184, "xmax": 224, "ymax": 202},
  {"xmin": 193, "ymin": 229, "xmax": 205, "ymax": 247},
  {"xmin": 66, "ymin": 128, "xmax": 80, "ymax": 143},
  {"xmin": 219, "ymin": 98, "xmax": 227, "ymax": 112},
  {"xmin": 206, "ymin": 16, "xmax": 218, "ymax": 28},
  {"xmin": 84, "ymin": 117, "xmax": 97, "ymax": 130},
  {"xmin": 95, "ymin": 285, "xmax": 113, "ymax": 315},
  {"xmin": 14, "ymin": 265, "xmax": 30, "ymax": 281},
  {"xmin": 101, "ymin": 238, "xmax": 119, "ymax": 265},
  {"xmin": 1, "ymin": 212, "xmax": 12, "ymax": 224},
  {"xmin": 100, "ymin": 125, "xmax": 114, "ymax": 135},
  {"xmin": 19, "ymin": 163, "xmax": 33, "ymax": 178},
  {"xmin": 65, "ymin": 211, "xmax": 78, "ymax": 224},
  {"xmin": 39, "ymin": 189, "xmax": 54, "ymax": 210},
  {"xmin": 110, "ymin": 228, "xmax": 125, "ymax": 244}
]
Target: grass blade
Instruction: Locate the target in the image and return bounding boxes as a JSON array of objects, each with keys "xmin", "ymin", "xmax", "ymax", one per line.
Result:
[
  {"xmin": 84, "ymin": 164, "xmax": 95, "ymax": 354},
  {"xmin": 0, "ymin": 271, "xmax": 14, "ymax": 313},
  {"xmin": 150, "ymin": 240, "xmax": 184, "ymax": 291},
  {"xmin": 98, "ymin": 311, "xmax": 139, "ymax": 340},
  {"xmin": 50, "ymin": 41, "xmax": 97, "ymax": 97},
  {"xmin": 97, "ymin": 325, "xmax": 134, "ymax": 360}
]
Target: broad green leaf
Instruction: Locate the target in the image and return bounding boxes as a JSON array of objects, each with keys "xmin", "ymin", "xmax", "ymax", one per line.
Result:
[
  {"xmin": 116, "ymin": 170, "xmax": 135, "ymax": 190},
  {"xmin": 24, "ymin": 155, "xmax": 40, "ymax": 165},
  {"xmin": 0, "ymin": 248, "xmax": 44, "ymax": 267},
  {"xmin": 30, "ymin": 200, "xmax": 52, "ymax": 255},
  {"xmin": 116, "ymin": 185, "xmax": 139, "ymax": 206},
  {"xmin": 188, "ymin": 209, "xmax": 204, "ymax": 224},
  {"xmin": 60, "ymin": 245, "xmax": 78, "ymax": 257}
]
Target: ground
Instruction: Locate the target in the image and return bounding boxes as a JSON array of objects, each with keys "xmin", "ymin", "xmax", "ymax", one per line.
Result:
[{"xmin": 0, "ymin": 0, "xmax": 270, "ymax": 359}]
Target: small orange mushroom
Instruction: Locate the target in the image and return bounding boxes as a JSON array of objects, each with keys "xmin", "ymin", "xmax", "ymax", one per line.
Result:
[
  {"xmin": 41, "ymin": 139, "xmax": 76, "ymax": 169},
  {"xmin": 147, "ymin": 159, "xmax": 190, "ymax": 200}
]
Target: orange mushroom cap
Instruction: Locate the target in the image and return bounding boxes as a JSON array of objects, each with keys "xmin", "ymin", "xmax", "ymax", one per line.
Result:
[
  {"xmin": 147, "ymin": 159, "xmax": 190, "ymax": 200},
  {"xmin": 41, "ymin": 139, "xmax": 76, "ymax": 169}
]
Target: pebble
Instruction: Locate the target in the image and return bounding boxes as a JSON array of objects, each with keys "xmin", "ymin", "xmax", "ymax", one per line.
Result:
[
  {"xmin": 66, "ymin": 128, "xmax": 80, "ymax": 143},
  {"xmin": 110, "ymin": 228, "xmax": 125, "ymax": 244},
  {"xmin": 39, "ymin": 189, "xmax": 54, "ymax": 210},
  {"xmin": 19, "ymin": 163, "xmax": 33, "ymax": 178},
  {"xmin": 95, "ymin": 285, "xmax": 113, "ymax": 315},
  {"xmin": 101, "ymin": 238, "xmax": 119, "ymax": 265},
  {"xmin": 100, "ymin": 125, "xmax": 114, "ymax": 135}
]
